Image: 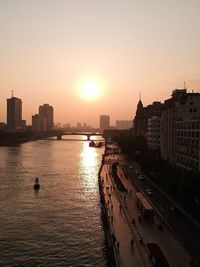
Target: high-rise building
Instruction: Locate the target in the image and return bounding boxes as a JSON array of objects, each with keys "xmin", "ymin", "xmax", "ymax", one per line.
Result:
[
  {"xmin": 100, "ymin": 115, "xmax": 110, "ymax": 130},
  {"xmin": 32, "ymin": 114, "xmax": 47, "ymax": 132},
  {"xmin": 7, "ymin": 96, "xmax": 22, "ymax": 132},
  {"xmin": 39, "ymin": 104, "xmax": 54, "ymax": 131}
]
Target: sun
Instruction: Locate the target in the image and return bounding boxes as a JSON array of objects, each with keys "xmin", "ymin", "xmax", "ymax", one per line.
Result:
[{"xmin": 81, "ymin": 81, "xmax": 100, "ymax": 101}]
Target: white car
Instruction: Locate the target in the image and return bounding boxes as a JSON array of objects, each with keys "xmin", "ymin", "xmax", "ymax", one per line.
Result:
[
  {"xmin": 138, "ymin": 175, "xmax": 144, "ymax": 180},
  {"xmin": 146, "ymin": 189, "xmax": 153, "ymax": 196},
  {"xmin": 135, "ymin": 170, "xmax": 141, "ymax": 174}
]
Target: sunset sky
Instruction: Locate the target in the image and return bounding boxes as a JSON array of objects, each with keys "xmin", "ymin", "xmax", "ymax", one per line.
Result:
[{"xmin": 0, "ymin": 0, "xmax": 200, "ymax": 127}]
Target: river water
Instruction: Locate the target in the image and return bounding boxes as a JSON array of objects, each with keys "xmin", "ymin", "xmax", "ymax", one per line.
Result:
[{"xmin": 0, "ymin": 136, "xmax": 109, "ymax": 267}]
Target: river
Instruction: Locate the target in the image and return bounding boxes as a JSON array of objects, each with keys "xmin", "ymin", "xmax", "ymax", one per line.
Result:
[{"xmin": 0, "ymin": 136, "xmax": 109, "ymax": 267}]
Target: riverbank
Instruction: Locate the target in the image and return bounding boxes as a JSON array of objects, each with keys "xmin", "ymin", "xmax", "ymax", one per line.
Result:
[
  {"xmin": 98, "ymin": 145, "xmax": 151, "ymax": 267},
  {"xmin": 98, "ymin": 143, "xmax": 193, "ymax": 267},
  {"xmin": 0, "ymin": 130, "xmax": 61, "ymax": 146}
]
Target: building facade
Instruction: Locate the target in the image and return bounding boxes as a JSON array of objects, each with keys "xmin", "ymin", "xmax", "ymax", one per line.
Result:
[
  {"xmin": 32, "ymin": 114, "xmax": 47, "ymax": 132},
  {"xmin": 100, "ymin": 115, "xmax": 110, "ymax": 130},
  {"xmin": 39, "ymin": 104, "xmax": 54, "ymax": 131},
  {"xmin": 161, "ymin": 89, "xmax": 200, "ymax": 170},
  {"xmin": 147, "ymin": 116, "xmax": 161, "ymax": 151},
  {"xmin": 176, "ymin": 120, "xmax": 200, "ymax": 172},
  {"xmin": 133, "ymin": 89, "xmax": 200, "ymax": 172},
  {"xmin": 116, "ymin": 120, "xmax": 132, "ymax": 130},
  {"xmin": 133, "ymin": 100, "xmax": 162, "ymax": 137},
  {"xmin": 7, "ymin": 97, "xmax": 23, "ymax": 132}
]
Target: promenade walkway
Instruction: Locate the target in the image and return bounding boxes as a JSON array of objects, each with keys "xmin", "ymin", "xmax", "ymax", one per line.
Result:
[{"xmin": 99, "ymin": 144, "xmax": 192, "ymax": 267}]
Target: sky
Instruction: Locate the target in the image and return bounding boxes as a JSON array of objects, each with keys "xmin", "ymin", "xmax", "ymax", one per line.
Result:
[{"xmin": 0, "ymin": 0, "xmax": 200, "ymax": 127}]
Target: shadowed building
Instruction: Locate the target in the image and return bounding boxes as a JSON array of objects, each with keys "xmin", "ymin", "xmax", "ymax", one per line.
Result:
[
  {"xmin": 116, "ymin": 120, "xmax": 132, "ymax": 130},
  {"xmin": 100, "ymin": 115, "xmax": 110, "ymax": 131},
  {"xmin": 147, "ymin": 116, "xmax": 161, "ymax": 151},
  {"xmin": 7, "ymin": 96, "xmax": 23, "ymax": 133},
  {"xmin": 133, "ymin": 99, "xmax": 162, "ymax": 137},
  {"xmin": 32, "ymin": 114, "xmax": 47, "ymax": 132},
  {"xmin": 39, "ymin": 104, "xmax": 54, "ymax": 131},
  {"xmin": 161, "ymin": 89, "xmax": 200, "ymax": 171}
]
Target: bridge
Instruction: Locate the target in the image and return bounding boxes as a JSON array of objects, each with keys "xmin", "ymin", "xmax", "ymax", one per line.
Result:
[{"xmin": 56, "ymin": 131, "xmax": 103, "ymax": 141}]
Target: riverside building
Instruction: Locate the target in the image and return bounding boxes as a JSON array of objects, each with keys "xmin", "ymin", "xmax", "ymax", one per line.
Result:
[
  {"xmin": 176, "ymin": 119, "xmax": 200, "ymax": 172},
  {"xmin": 100, "ymin": 115, "xmax": 110, "ymax": 130},
  {"xmin": 32, "ymin": 114, "xmax": 47, "ymax": 132},
  {"xmin": 147, "ymin": 116, "xmax": 161, "ymax": 151},
  {"xmin": 39, "ymin": 104, "xmax": 54, "ymax": 131},
  {"xmin": 133, "ymin": 100, "xmax": 162, "ymax": 137},
  {"xmin": 116, "ymin": 120, "xmax": 132, "ymax": 129},
  {"xmin": 7, "ymin": 96, "xmax": 23, "ymax": 133},
  {"xmin": 161, "ymin": 89, "xmax": 200, "ymax": 170},
  {"xmin": 133, "ymin": 88, "xmax": 200, "ymax": 172}
]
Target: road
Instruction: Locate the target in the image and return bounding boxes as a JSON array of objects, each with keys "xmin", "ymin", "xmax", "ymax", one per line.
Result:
[
  {"xmin": 127, "ymin": 158, "xmax": 200, "ymax": 265},
  {"xmin": 100, "ymin": 145, "xmax": 192, "ymax": 267}
]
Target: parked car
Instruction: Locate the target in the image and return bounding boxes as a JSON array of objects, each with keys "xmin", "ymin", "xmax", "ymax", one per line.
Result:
[
  {"xmin": 146, "ymin": 189, "xmax": 153, "ymax": 196},
  {"xmin": 135, "ymin": 170, "xmax": 141, "ymax": 174},
  {"xmin": 138, "ymin": 175, "xmax": 144, "ymax": 180}
]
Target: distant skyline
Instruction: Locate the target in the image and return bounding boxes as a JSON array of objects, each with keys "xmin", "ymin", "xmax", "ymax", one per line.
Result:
[{"xmin": 1, "ymin": 0, "xmax": 200, "ymax": 127}]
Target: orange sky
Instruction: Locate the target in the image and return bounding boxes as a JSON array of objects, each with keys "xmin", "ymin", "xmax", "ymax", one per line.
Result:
[{"xmin": 0, "ymin": 0, "xmax": 200, "ymax": 127}]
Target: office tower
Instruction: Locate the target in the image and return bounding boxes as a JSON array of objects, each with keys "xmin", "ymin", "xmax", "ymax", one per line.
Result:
[
  {"xmin": 7, "ymin": 96, "xmax": 22, "ymax": 132},
  {"xmin": 100, "ymin": 115, "xmax": 110, "ymax": 130},
  {"xmin": 32, "ymin": 114, "xmax": 47, "ymax": 132},
  {"xmin": 39, "ymin": 104, "xmax": 54, "ymax": 131}
]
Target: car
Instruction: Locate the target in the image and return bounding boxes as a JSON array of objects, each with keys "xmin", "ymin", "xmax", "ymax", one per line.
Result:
[
  {"xmin": 138, "ymin": 175, "xmax": 144, "ymax": 180},
  {"xmin": 135, "ymin": 170, "xmax": 141, "ymax": 174},
  {"xmin": 129, "ymin": 165, "xmax": 133, "ymax": 169},
  {"xmin": 146, "ymin": 189, "xmax": 153, "ymax": 196}
]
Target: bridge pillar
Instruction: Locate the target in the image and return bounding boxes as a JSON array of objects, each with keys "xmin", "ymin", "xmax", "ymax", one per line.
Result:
[
  {"xmin": 87, "ymin": 135, "xmax": 91, "ymax": 141},
  {"xmin": 57, "ymin": 134, "xmax": 62, "ymax": 140}
]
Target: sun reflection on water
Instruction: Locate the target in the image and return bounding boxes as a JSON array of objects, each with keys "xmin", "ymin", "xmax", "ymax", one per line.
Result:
[{"xmin": 79, "ymin": 142, "xmax": 99, "ymax": 190}]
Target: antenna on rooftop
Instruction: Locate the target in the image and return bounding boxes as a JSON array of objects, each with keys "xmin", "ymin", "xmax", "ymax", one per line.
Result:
[
  {"xmin": 11, "ymin": 90, "xmax": 14, "ymax": 97},
  {"xmin": 139, "ymin": 91, "xmax": 141, "ymax": 101}
]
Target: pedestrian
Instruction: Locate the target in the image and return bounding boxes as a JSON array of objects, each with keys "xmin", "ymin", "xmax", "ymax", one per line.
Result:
[
  {"xmin": 131, "ymin": 239, "xmax": 134, "ymax": 247},
  {"xmin": 117, "ymin": 242, "xmax": 120, "ymax": 248},
  {"xmin": 119, "ymin": 204, "xmax": 122, "ymax": 210}
]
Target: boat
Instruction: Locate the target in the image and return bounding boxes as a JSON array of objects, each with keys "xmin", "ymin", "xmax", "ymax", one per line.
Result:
[
  {"xmin": 89, "ymin": 140, "xmax": 96, "ymax": 147},
  {"xmin": 89, "ymin": 141, "xmax": 103, "ymax": 148},
  {"xmin": 97, "ymin": 142, "xmax": 102, "ymax": 148},
  {"xmin": 34, "ymin": 177, "xmax": 40, "ymax": 190}
]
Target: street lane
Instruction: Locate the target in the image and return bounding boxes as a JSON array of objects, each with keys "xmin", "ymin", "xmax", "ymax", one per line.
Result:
[{"xmin": 127, "ymin": 158, "xmax": 200, "ymax": 265}]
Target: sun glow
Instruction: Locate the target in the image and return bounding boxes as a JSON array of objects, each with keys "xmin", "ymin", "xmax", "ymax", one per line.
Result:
[{"xmin": 81, "ymin": 81, "xmax": 101, "ymax": 101}]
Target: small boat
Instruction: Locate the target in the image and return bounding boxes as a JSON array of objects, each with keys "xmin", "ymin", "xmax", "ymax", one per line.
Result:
[
  {"xmin": 97, "ymin": 142, "xmax": 102, "ymax": 148},
  {"xmin": 89, "ymin": 140, "xmax": 96, "ymax": 147},
  {"xmin": 34, "ymin": 177, "xmax": 40, "ymax": 190}
]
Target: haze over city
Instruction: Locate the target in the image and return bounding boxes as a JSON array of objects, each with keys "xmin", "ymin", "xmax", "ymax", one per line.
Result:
[{"xmin": 1, "ymin": 0, "xmax": 200, "ymax": 126}]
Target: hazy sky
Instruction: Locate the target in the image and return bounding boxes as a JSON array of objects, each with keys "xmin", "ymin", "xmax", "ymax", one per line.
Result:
[{"xmin": 0, "ymin": 0, "xmax": 200, "ymax": 127}]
